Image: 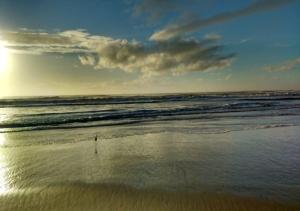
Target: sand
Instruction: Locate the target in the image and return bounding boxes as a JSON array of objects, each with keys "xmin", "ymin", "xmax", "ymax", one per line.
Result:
[
  {"xmin": 1, "ymin": 126, "xmax": 300, "ymax": 210},
  {"xmin": 0, "ymin": 183, "xmax": 299, "ymax": 211}
]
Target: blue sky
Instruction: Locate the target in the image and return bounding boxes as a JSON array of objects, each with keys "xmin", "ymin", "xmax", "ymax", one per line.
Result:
[{"xmin": 0, "ymin": 0, "xmax": 299, "ymax": 96}]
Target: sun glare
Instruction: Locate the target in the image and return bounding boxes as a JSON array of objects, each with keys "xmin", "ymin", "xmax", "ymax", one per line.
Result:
[{"xmin": 0, "ymin": 44, "xmax": 8, "ymax": 74}]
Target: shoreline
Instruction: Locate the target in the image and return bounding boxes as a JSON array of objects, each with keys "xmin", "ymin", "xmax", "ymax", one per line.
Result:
[{"xmin": 1, "ymin": 183, "xmax": 299, "ymax": 211}]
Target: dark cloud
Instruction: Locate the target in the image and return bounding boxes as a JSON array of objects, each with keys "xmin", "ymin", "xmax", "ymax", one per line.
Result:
[{"xmin": 150, "ymin": 0, "xmax": 296, "ymax": 41}]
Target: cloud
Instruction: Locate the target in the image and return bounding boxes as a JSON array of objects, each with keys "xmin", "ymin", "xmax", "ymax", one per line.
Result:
[
  {"xmin": 95, "ymin": 38, "xmax": 234, "ymax": 76},
  {"xmin": 133, "ymin": 0, "xmax": 180, "ymax": 22},
  {"xmin": 0, "ymin": 29, "xmax": 234, "ymax": 75},
  {"xmin": 204, "ymin": 33, "xmax": 222, "ymax": 41},
  {"xmin": 224, "ymin": 74, "xmax": 232, "ymax": 80},
  {"xmin": 263, "ymin": 57, "xmax": 300, "ymax": 72},
  {"xmin": 0, "ymin": 29, "xmax": 92, "ymax": 54},
  {"xmin": 150, "ymin": 0, "xmax": 296, "ymax": 41},
  {"xmin": 239, "ymin": 38, "xmax": 252, "ymax": 44},
  {"xmin": 78, "ymin": 54, "xmax": 97, "ymax": 66}
]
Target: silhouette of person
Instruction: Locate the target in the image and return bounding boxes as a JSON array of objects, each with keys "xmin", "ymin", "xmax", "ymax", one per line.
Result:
[{"xmin": 94, "ymin": 135, "xmax": 98, "ymax": 154}]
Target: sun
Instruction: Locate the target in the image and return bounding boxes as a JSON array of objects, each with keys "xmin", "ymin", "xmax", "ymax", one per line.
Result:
[{"xmin": 0, "ymin": 44, "xmax": 8, "ymax": 74}]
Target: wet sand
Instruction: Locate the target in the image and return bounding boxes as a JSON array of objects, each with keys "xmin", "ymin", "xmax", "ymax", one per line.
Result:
[
  {"xmin": 0, "ymin": 183, "xmax": 299, "ymax": 211},
  {"xmin": 0, "ymin": 126, "xmax": 300, "ymax": 210}
]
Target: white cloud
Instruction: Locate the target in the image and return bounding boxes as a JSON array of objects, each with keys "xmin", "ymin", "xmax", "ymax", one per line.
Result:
[
  {"xmin": 0, "ymin": 29, "xmax": 234, "ymax": 76},
  {"xmin": 0, "ymin": 30, "xmax": 93, "ymax": 54},
  {"xmin": 78, "ymin": 55, "xmax": 96, "ymax": 66}
]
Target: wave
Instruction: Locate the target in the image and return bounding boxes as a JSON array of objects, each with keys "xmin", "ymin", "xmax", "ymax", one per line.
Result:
[
  {"xmin": 0, "ymin": 101, "xmax": 296, "ymax": 128},
  {"xmin": 0, "ymin": 91, "xmax": 299, "ymax": 132},
  {"xmin": 256, "ymin": 124, "xmax": 296, "ymax": 129},
  {"xmin": 1, "ymin": 91, "xmax": 299, "ymax": 108}
]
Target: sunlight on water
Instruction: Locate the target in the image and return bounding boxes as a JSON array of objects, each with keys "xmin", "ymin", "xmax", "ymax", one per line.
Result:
[
  {"xmin": 0, "ymin": 112, "xmax": 10, "ymax": 133},
  {"xmin": 0, "ymin": 154, "xmax": 8, "ymax": 194},
  {"xmin": 0, "ymin": 133, "xmax": 9, "ymax": 194},
  {"xmin": 0, "ymin": 133, "xmax": 6, "ymax": 146}
]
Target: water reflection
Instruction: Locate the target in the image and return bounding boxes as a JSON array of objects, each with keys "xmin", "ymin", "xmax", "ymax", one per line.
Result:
[
  {"xmin": 0, "ymin": 148, "xmax": 9, "ymax": 194},
  {"xmin": 0, "ymin": 133, "xmax": 6, "ymax": 146},
  {"xmin": 0, "ymin": 111, "xmax": 10, "ymax": 133},
  {"xmin": 0, "ymin": 111, "xmax": 9, "ymax": 193}
]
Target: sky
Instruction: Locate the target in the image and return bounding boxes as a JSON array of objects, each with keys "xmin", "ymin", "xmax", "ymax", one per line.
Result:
[{"xmin": 0, "ymin": 0, "xmax": 299, "ymax": 96}]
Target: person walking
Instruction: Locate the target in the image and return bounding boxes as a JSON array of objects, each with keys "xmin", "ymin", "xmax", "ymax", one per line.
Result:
[{"xmin": 94, "ymin": 135, "xmax": 98, "ymax": 154}]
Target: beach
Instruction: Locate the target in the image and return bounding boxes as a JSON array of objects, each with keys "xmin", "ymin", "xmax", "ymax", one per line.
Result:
[
  {"xmin": 0, "ymin": 0, "xmax": 299, "ymax": 208},
  {"xmin": 0, "ymin": 92, "xmax": 300, "ymax": 210},
  {"xmin": 0, "ymin": 126, "xmax": 300, "ymax": 210},
  {"xmin": 1, "ymin": 183, "xmax": 299, "ymax": 211}
]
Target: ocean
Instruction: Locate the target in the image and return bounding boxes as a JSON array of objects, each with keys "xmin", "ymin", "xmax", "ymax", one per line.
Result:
[
  {"xmin": 0, "ymin": 91, "xmax": 300, "ymax": 207},
  {"xmin": 1, "ymin": 91, "xmax": 300, "ymax": 133}
]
